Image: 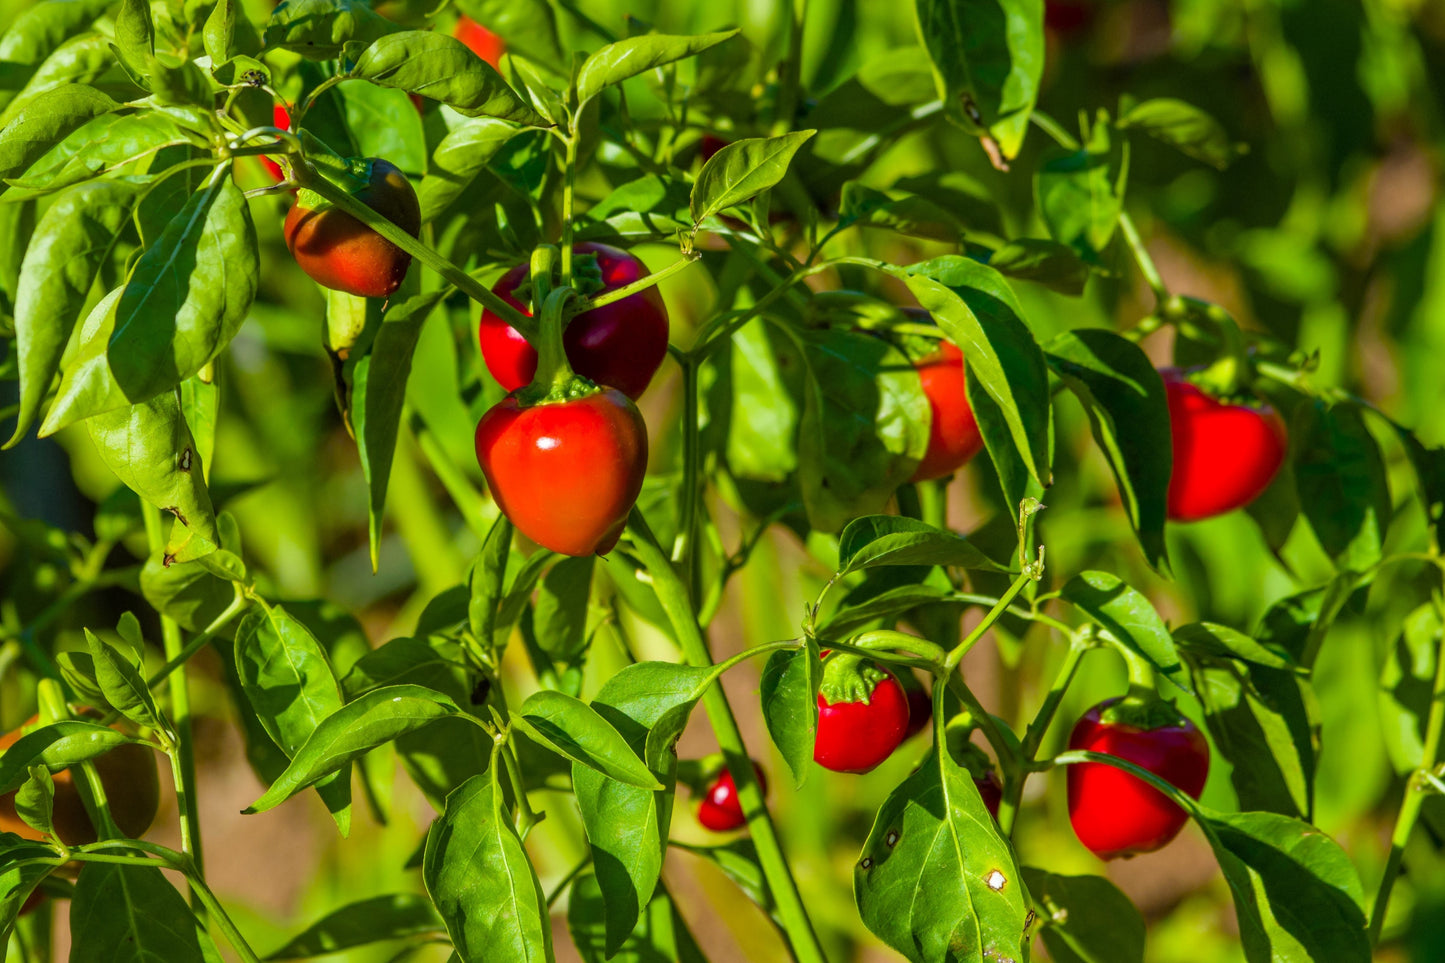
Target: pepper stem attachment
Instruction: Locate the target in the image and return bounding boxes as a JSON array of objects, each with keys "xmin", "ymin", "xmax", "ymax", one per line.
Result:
[{"xmin": 529, "ymin": 287, "xmax": 582, "ymax": 399}]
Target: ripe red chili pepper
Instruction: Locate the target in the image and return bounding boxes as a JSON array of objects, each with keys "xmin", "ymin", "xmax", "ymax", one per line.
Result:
[
  {"xmin": 261, "ymin": 104, "xmax": 290, "ymax": 183},
  {"xmin": 814, "ymin": 657, "xmax": 910, "ymax": 773},
  {"xmin": 478, "ymin": 243, "xmax": 669, "ymax": 400},
  {"xmin": 911, "ymin": 339, "xmax": 985, "ymax": 482},
  {"xmin": 1066, "ymin": 697, "xmax": 1210, "ymax": 860},
  {"xmin": 1162, "ymin": 369, "xmax": 1288, "ymax": 521},
  {"xmin": 474, "ymin": 388, "xmax": 648, "ymax": 556},
  {"xmin": 697, "ymin": 761, "xmax": 767, "ymax": 832},
  {"xmin": 454, "ymin": 15, "xmax": 505, "ymax": 67},
  {"xmin": 284, "ymin": 158, "xmax": 421, "ymax": 299}
]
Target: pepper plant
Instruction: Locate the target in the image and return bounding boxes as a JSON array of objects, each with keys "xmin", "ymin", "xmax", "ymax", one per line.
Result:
[{"xmin": 1, "ymin": 0, "xmax": 1444, "ymax": 961}]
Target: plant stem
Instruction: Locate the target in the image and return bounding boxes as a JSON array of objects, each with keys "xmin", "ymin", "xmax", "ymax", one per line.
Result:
[
  {"xmin": 187, "ymin": 871, "xmax": 265, "ymax": 963},
  {"xmin": 999, "ymin": 637, "xmax": 1087, "ymax": 837},
  {"xmin": 580, "ymin": 254, "xmax": 699, "ymax": 311},
  {"xmin": 141, "ymin": 504, "xmax": 203, "ymax": 876},
  {"xmin": 625, "ymin": 510, "xmax": 826, "ymax": 963},
  {"xmin": 944, "ymin": 570, "xmax": 1035, "ymax": 672},
  {"xmin": 670, "ymin": 356, "xmax": 702, "ymax": 601},
  {"xmin": 297, "ymin": 168, "xmax": 535, "ymax": 339},
  {"xmin": 1119, "ymin": 211, "xmax": 1168, "ymax": 308},
  {"xmin": 560, "ymin": 131, "xmax": 579, "ymax": 285},
  {"xmin": 144, "ymin": 588, "xmax": 249, "ymax": 690},
  {"xmin": 1369, "ymin": 596, "xmax": 1445, "ymax": 943},
  {"xmin": 770, "ymin": 0, "xmax": 807, "ymax": 137}
]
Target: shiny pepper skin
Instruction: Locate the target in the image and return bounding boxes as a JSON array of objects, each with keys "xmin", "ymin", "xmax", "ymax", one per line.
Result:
[
  {"xmin": 478, "ymin": 242, "xmax": 669, "ymax": 400},
  {"xmin": 697, "ymin": 762, "xmax": 767, "ymax": 832},
  {"xmin": 1067, "ymin": 698, "xmax": 1210, "ymax": 860},
  {"xmin": 283, "ymin": 158, "xmax": 421, "ymax": 299},
  {"xmin": 911, "ymin": 340, "xmax": 985, "ymax": 482},
  {"xmin": 474, "ymin": 389, "xmax": 648, "ymax": 556},
  {"xmin": 814, "ymin": 667, "xmax": 910, "ymax": 773},
  {"xmin": 1163, "ymin": 370, "xmax": 1288, "ymax": 521}
]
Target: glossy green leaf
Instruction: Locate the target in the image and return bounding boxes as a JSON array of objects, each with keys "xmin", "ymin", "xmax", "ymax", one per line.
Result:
[
  {"xmin": 112, "ymin": 0, "xmax": 154, "ymax": 79},
  {"xmin": 1117, "ymin": 98, "xmax": 1244, "ymax": 170},
  {"xmin": 690, "ymin": 130, "xmax": 814, "ymax": 226},
  {"xmin": 1045, "ymin": 329, "xmax": 1170, "ymax": 569},
  {"xmin": 0, "ymin": 721, "xmax": 137, "ymax": 794},
  {"xmin": 838, "ymin": 515, "xmax": 1001, "ymax": 574},
  {"xmin": 416, "ymin": 118, "xmax": 519, "ymax": 222},
  {"xmin": 837, "ymin": 181, "xmax": 962, "ymax": 241},
  {"xmin": 1174, "ymin": 622, "xmax": 1296, "ymax": 671},
  {"xmin": 898, "ymin": 257, "xmax": 1051, "ymax": 486},
  {"xmin": 14, "ymin": 766, "xmax": 55, "ymax": 837},
  {"xmin": 340, "ymin": 636, "xmax": 472, "ymax": 704},
  {"xmin": 578, "ymin": 30, "xmax": 738, "ymax": 104},
  {"xmin": 57, "ymin": 651, "xmax": 107, "ymax": 706},
  {"xmin": 468, "ymin": 514, "xmax": 513, "ymax": 647},
  {"xmin": 819, "ymin": 583, "xmax": 955, "ymax": 638},
  {"xmin": 567, "ymin": 875, "xmax": 707, "ymax": 963},
  {"xmin": 1037, "ymin": 122, "xmax": 1125, "ymax": 258},
  {"xmin": 0, "ymin": 35, "xmax": 114, "ymax": 127},
  {"xmin": 245, "ymin": 685, "xmax": 462, "ymax": 814},
  {"xmin": 453, "ymin": 0, "xmax": 563, "ymax": 68},
  {"xmin": 572, "ymin": 662, "xmax": 715, "ymax": 954},
  {"xmin": 423, "ymin": 773, "xmax": 552, "ymax": 962},
  {"xmin": 262, "ymin": 0, "xmax": 404, "ymax": 59},
  {"xmin": 1062, "ymin": 571, "xmax": 1189, "ymax": 691},
  {"xmin": 516, "ymin": 690, "xmax": 659, "ymax": 789},
  {"xmin": 0, "ymin": 0, "xmax": 116, "ymax": 78},
  {"xmin": 352, "ymin": 31, "xmax": 548, "ymax": 126},
  {"xmin": 139, "ymin": 546, "xmax": 234, "ymax": 632},
  {"xmin": 855, "ymin": 745, "xmax": 1031, "ymax": 963},
  {"xmin": 988, "ymin": 239, "xmax": 1090, "ymax": 295},
  {"xmin": 1380, "ymin": 601, "xmax": 1440, "ymax": 774},
  {"xmin": 234, "ymin": 604, "xmax": 352, "ymax": 833},
  {"xmin": 724, "ymin": 319, "xmax": 799, "ymax": 482},
  {"xmin": 203, "ymin": 0, "xmax": 237, "ymax": 65},
  {"xmin": 87, "ymin": 392, "xmax": 218, "ymax": 546},
  {"xmin": 796, "ymin": 328, "xmax": 930, "ymax": 532},
  {"xmin": 672, "ymin": 839, "xmax": 777, "ymax": 922},
  {"xmin": 915, "ymin": 0, "xmax": 1044, "ymax": 158},
  {"xmin": 8, "ymin": 111, "xmax": 197, "ymax": 198},
  {"xmin": 759, "ymin": 640, "xmax": 821, "ymax": 787},
  {"xmin": 106, "ymin": 175, "xmax": 258, "ymax": 406},
  {"xmin": 263, "ymin": 894, "xmax": 444, "ymax": 960},
  {"xmin": 0, "ymin": 84, "xmax": 119, "ymax": 187},
  {"xmin": 84, "ymin": 628, "xmax": 163, "ymax": 731},
  {"xmin": 531, "ymin": 555, "xmax": 594, "ymax": 664},
  {"xmin": 1196, "ymin": 661, "xmax": 1315, "ymax": 820},
  {"xmin": 966, "ymin": 355, "xmax": 1045, "ymax": 517},
  {"xmin": 1022, "ymin": 868, "xmax": 1144, "ymax": 963},
  {"xmin": 1293, "ymin": 400, "xmax": 1392, "ymax": 572},
  {"xmin": 1201, "ymin": 808, "xmax": 1369, "ymax": 962},
  {"xmin": 70, "ymin": 862, "xmax": 206, "ymax": 962},
  {"xmin": 7, "ymin": 179, "xmax": 136, "ymax": 445},
  {"xmin": 0, "ymin": 836, "xmax": 57, "ymax": 940}
]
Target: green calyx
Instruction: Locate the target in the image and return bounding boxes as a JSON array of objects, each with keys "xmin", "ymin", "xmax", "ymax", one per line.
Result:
[
  {"xmin": 819, "ymin": 652, "xmax": 890, "ymax": 705},
  {"xmin": 511, "ymin": 284, "xmax": 604, "ymax": 407},
  {"xmin": 1098, "ymin": 693, "xmax": 1189, "ymax": 732},
  {"xmin": 512, "ymin": 251, "xmax": 605, "ymax": 309}
]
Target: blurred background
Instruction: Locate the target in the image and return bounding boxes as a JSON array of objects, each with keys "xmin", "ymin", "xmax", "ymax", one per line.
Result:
[{"xmin": 5, "ymin": 0, "xmax": 1445, "ymax": 959}]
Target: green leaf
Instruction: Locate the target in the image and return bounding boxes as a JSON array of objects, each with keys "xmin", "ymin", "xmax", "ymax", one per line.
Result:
[
  {"xmin": 453, "ymin": 0, "xmax": 564, "ymax": 68},
  {"xmin": 672, "ymin": 839, "xmax": 777, "ymax": 922},
  {"xmin": 531, "ymin": 555, "xmax": 594, "ymax": 664},
  {"xmin": 0, "ymin": 721, "xmax": 137, "ymax": 794},
  {"xmin": 796, "ymin": 328, "xmax": 930, "ymax": 532},
  {"xmin": 567, "ymin": 875, "xmax": 707, "ymax": 963},
  {"xmin": 340, "ymin": 636, "xmax": 472, "ymax": 704},
  {"xmin": 70, "ymin": 862, "xmax": 206, "ymax": 962},
  {"xmin": 1037, "ymin": 122, "xmax": 1126, "ymax": 258},
  {"xmin": 897, "ymin": 256, "xmax": 1051, "ymax": 487},
  {"xmin": 57, "ymin": 652, "xmax": 107, "ymax": 706},
  {"xmin": 1200, "ymin": 808, "xmax": 1369, "ymax": 962},
  {"xmin": 0, "ymin": 84, "xmax": 119, "ymax": 187},
  {"xmin": 0, "ymin": 35, "xmax": 115, "ymax": 127},
  {"xmin": 1380, "ymin": 601, "xmax": 1440, "ymax": 775},
  {"xmin": 855, "ymin": 746, "xmax": 1031, "ymax": 963},
  {"xmin": 723, "ymin": 319, "xmax": 799, "ymax": 482},
  {"xmin": 1061, "ymin": 571, "xmax": 1190, "ymax": 692},
  {"xmin": 468, "ymin": 515, "xmax": 513, "ymax": 647},
  {"xmin": 245, "ymin": 685, "xmax": 462, "ymax": 814},
  {"xmin": 1022, "ymin": 868, "xmax": 1144, "ymax": 963},
  {"xmin": 352, "ymin": 291, "xmax": 445, "ymax": 570},
  {"xmin": 1117, "ymin": 98, "xmax": 1245, "ymax": 170},
  {"xmin": 988, "ymin": 239, "xmax": 1091, "ymax": 295},
  {"xmin": 352, "ymin": 31, "xmax": 548, "ymax": 126},
  {"xmin": 203, "ymin": 0, "xmax": 237, "ymax": 65},
  {"xmin": 262, "ymin": 0, "xmax": 405, "ymax": 59},
  {"xmin": 0, "ymin": 0, "xmax": 115, "ymax": 77},
  {"xmin": 1195, "ymin": 661, "xmax": 1315, "ymax": 820},
  {"xmin": 759, "ymin": 641, "xmax": 821, "ymax": 787},
  {"xmin": 572, "ymin": 662, "xmax": 716, "ymax": 954},
  {"xmin": 966, "ymin": 355, "xmax": 1046, "ymax": 517},
  {"xmin": 105, "ymin": 175, "xmax": 257, "ymax": 407},
  {"xmin": 578, "ymin": 30, "xmax": 738, "ymax": 104},
  {"xmin": 1293, "ymin": 400, "xmax": 1392, "ymax": 572},
  {"xmin": 87, "ymin": 392, "xmax": 218, "ymax": 546},
  {"xmin": 234, "ymin": 605, "xmax": 352, "ymax": 834},
  {"xmin": 112, "ymin": 0, "xmax": 154, "ymax": 79},
  {"xmin": 14, "ymin": 766, "xmax": 55, "ymax": 837},
  {"xmin": 914, "ymin": 0, "xmax": 1044, "ymax": 158},
  {"xmin": 9, "ymin": 110, "xmax": 196, "ymax": 200},
  {"xmin": 837, "ymin": 515, "xmax": 1002, "ymax": 575},
  {"xmin": 819, "ymin": 582, "xmax": 955, "ymax": 638},
  {"xmin": 0, "ymin": 836, "xmax": 56, "ymax": 940},
  {"xmin": 84, "ymin": 628, "xmax": 164, "ymax": 731},
  {"xmin": 837, "ymin": 181, "xmax": 962, "ymax": 241},
  {"xmin": 7, "ymin": 179, "xmax": 136, "ymax": 445},
  {"xmin": 423, "ymin": 773, "xmax": 552, "ymax": 962},
  {"xmin": 690, "ymin": 130, "xmax": 814, "ymax": 226},
  {"xmin": 1174, "ymin": 622, "xmax": 1296, "ymax": 671},
  {"xmin": 263, "ymin": 894, "xmax": 443, "ymax": 960},
  {"xmin": 40, "ymin": 286, "xmax": 130, "ymax": 434},
  {"xmin": 416, "ymin": 118, "xmax": 519, "ymax": 222},
  {"xmin": 1044, "ymin": 329, "xmax": 1170, "ymax": 570},
  {"xmin": 515, "ymin": 690, "xmax": 659, "ymax": 790}
]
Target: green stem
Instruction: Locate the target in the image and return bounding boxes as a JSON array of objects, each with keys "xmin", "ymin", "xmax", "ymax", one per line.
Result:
[
  {"xmin": 770, "ymin": 0, "xmax": 807, "ymax": 137},
  {"xmin": 141, "ymin": 504, "xmax": 202, "ymax": 876},
  {"xmin": 143, "ymin": 588, "xmax": 248, "ymax": 691},
  {"xmin": 1029, "ymin": 111, "xmax": 1081, "ymax": 150},
  {"xmin": 943, "ymin": 570, "xmax": 1034, "ymax": 672},
  {"xmin": 1119, "ymin": 211, "xmax": 1169, "ymax": 309},
  {"xmin": 999, "ymin": 637, "xmax": 1088, "ymax": 836},
  {"xmin": 560, "ymin": 132, "xmax": 579, "ymax": 285},
  {"xmin": 625, "ymin": 510, "xmax": 826, "ymax": 963},
  {"xmin": 498, "ymin": 737, "xmax": 540, "ymax": 839},
  {"xmin": 580, "ymin": 254, "xmax": 699, "ymax": 311},
  {"xmin": 297, "ymin": 168, "xmax": 535, "ymax": 339},
  {"xmin": 945, "ymin": 673, "xmax": 1017, "ymax": 770},
  {"xmin": 919, "ymin": 478, "xmax": 947, "ymax": 530},
  {"xmin": 1369, "ymin": 595, "xmax": 1445, "ymax": 944},
  {"xmin": 187, "ymin": 871, "xmax": 265, "ymax": 963},
  {"xmin": 670, "ymin": 356, "xmax": 701, "ymax": 600},
  {"xmin": 529, "ymin": 287, "xmax": 580, "ymax": 394}
]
